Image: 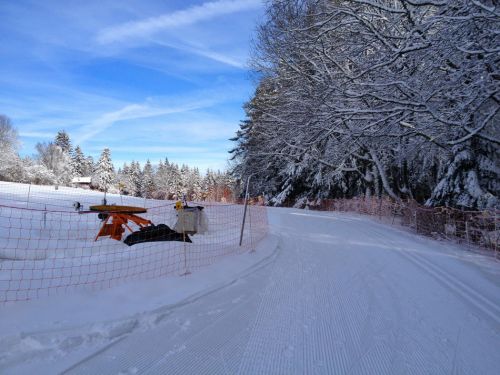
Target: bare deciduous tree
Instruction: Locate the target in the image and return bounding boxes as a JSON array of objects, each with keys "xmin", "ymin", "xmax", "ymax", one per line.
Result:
[{"xmin": 232, "ymin": 0, "xmax": 499, "ymax": 209}]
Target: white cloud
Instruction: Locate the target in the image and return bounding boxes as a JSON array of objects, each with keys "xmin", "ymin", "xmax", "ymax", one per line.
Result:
[
  {"xmin": 152, "ymin": 39, "xmax": 246, "ymax": 68},
  {"xmin": 97, "ymin": 0, "xmax": 262, "ymax": 45},
  {"xmin": 72, "ymin": 82, "xmax": 246, "ymax": 145},
  {"xmin": 18, "ymin": 131, "xmax": 55, "ymax": 139},
  {"xmin": 3, "ymin": 1, "xmax": 258, "ymax": 170},
  {"xmin": 74, "ymin": 99, "xmax": 215, "ymax": 145}
]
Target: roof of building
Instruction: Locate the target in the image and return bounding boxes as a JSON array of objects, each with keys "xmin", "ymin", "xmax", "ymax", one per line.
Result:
[{"xmin": 71, "ymin": 177, "xmax": 92, "ymax": 184}]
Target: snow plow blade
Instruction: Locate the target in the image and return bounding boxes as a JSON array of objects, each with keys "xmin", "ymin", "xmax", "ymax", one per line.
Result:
[{"xmin": 124, "ymin": 224, "xmax": 192, "ymax": 246}]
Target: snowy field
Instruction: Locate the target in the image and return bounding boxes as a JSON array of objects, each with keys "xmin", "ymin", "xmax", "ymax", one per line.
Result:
[
  {"xmin": 0, "ymin": 182, "xmax": 267, "ymax": 302},
  {"xmin": 1, "ymin": 201, "xmax": 500, "ymax": 374}
]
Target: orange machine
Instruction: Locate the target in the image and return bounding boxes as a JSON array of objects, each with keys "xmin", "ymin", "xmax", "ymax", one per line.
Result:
[{"xmin": 90, "ymin": 205, "xmax": 152, "ymax": 241}]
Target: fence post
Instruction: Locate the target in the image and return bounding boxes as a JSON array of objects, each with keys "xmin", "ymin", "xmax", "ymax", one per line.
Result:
[
  {"xmin": 179, "ymin": 207, "xmax": 191, "ymax": 276},
  {"xmin": 182, "ymin": 240, "xmax": 191, "ymax": 275},
  {"xmin": 465, "ymin": 219, "xmax": 470, "ymax": 247},
  {"xmin": 249, "ymin": 203, "xmax": 255, "ymax": 253},
  {"xmin": 43, "ymin": 205, "xmax": 47, "ymax": 229},
  {"xmin": 26, "ymin": 183, "xmax": 31, "ymax": 208},
  {"xmin": 495, "ymin": 211, "xmax": 499, "ymax": 259},
  {"xmin": 378, "ymin": 198, "xmax": 382, "ymax": 221},
  {"xmin": 239, "ymin": 175, "xmax": 252, "ymax": 247}
]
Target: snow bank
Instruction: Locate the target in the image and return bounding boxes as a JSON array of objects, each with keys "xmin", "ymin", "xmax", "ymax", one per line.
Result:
[
  {"xmin": 0, "ymin": 234, "xmax": 279, "ymax": 373},
  {"xmin": 0, "ymin": 182, "xmax": 269, "ymax": 303}
]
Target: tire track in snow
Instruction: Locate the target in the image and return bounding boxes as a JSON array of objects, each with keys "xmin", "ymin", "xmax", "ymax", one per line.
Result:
[
  {"xmin": 304, "ymin": 242, "xmax": 345, "ymax": 375},
  {"xmin": 346, "ymin": 224, "xmax": 451, "ymax": 375},
  {"xmin": 57, "ymin": 211, "xmax": 499, "ymax": 375},
  {"xmin": 349, "ymin": 266, "xmax": 404, "ymax": 375},
  {"xmin": 403, "ymin": 252, "xmax": 500, "ymax": 326},
  {"xmin": 239, "ymin": 216, "xmax": 393, "ymax": 374},
  {"xmin": 144, "ymin": 292, "xmax": 261, "ymax": 375},
  {"xmin": 237, "ymin": 230, "xmax": 310, "ymax": 374},
  {"xmin": 366, "ymin": 224, "xmax": 500, "ymax": 327},
  {"xmin": 65, "ymin": 266, "xmax": 273, "ymax": 375},
  {"xmin": 62, "ymin": 244, "xmax": 282, "ymax": 375},
  {"xmin": 362, "ymin": 223, "xmax": 500, "ymax": 374},
  {"xmin": 297, "ymin": 231, "xmax": 353, "ymax": 375}
]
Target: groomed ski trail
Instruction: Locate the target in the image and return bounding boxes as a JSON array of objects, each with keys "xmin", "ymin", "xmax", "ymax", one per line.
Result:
[{"xmin": 61, "ymin": 208, "xmax": 500, "ymax": 375}]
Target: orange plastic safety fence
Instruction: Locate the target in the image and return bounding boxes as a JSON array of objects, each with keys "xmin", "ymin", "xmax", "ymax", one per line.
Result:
[
  {"xmin": 308, "ymin": 197, "xmax": 499, "ymax": 257},
  {"xmin": 0, "ymin": 182, "xmax": 268, "ymax": 303}
]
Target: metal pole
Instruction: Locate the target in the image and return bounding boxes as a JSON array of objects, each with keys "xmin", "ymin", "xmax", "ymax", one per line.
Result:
[
  {"xmin": 239, "ymin": 175, "xmax": 252, "ymax": 246},
  {"xmin": 249, "ymin": 198, "xmax": 255, "ymax": 252},
  {"xmin": 494, "ymin": 210, "xmax": 497, "ymax": 259},
  {"xmin": 465, "ymin": 219, "xmax": 469, "ymax": 246},
  {"xmin": 495, "ymin": 210, "xmax": 498, "ymax": 259},
  {"xmin": 182, "ymin": 237, "xmax": 191, "ymax": 275},
  {"xmin": 27, "ymin": 183, "xmax": 31, "ymax": 208}
]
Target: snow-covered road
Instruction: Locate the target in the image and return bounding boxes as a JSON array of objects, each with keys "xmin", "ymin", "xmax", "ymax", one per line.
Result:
[{"xmin": 58, "ymin": 208, "xmax": 500, "ymax": 375}]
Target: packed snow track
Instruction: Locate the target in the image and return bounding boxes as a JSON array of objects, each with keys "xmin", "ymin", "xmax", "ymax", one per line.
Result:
[{"xmin": 15, "ymin": 209, "xmax": 500, "ymax": 374}]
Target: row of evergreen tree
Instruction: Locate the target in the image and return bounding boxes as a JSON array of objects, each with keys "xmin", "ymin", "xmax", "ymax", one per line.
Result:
[
  {"xmin": 115, "ymin": 158, "xmax": 235, "ymax": 201},
  {"xmin": 0, "ymin": 116, "xmax": 235, "ymax": 201}
]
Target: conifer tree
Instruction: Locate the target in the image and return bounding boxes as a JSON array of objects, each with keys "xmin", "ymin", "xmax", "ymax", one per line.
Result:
[
  {"xmin": 54, "ymin": 130, "xmax": 71, "ymax": 153},
  {"xmin": 71, "ymin": 146, "xmax": 85, "ymax": 177},
  {"xmin": 93, "ymin": 148, "xmax": 115, "ymax": 191},
  {"xmin": 83, "ymin": 156, "xmax": 94, "ymax": 177},
  {"xmin": 128, "ymin": 161, "xmax": 142, "ymax": 197},
  {"xmin": 142, "ymin": 159, "xmax": 155, "ymax": 198}
]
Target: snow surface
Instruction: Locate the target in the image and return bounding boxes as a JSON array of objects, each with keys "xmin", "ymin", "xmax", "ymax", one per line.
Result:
[
  {"xmin": 0, "ymin": 182, "xmax": 266, "ymax": 302},
  {"xmin": 1, "ymin": 207, "xmax": 500, "ymax": 374}
]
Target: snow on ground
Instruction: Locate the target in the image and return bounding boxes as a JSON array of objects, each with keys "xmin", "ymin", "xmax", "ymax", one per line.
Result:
[
  {"xmin": 1, "ymin": 205, "xmax": 500, "ymax": 374},
  {"xmin": 0, "ymin": 182, "xmax": 267, "ymax": 302},
  {"xmin": 0, "ymin": 234, "xmax": 279, "ymax": 374}
]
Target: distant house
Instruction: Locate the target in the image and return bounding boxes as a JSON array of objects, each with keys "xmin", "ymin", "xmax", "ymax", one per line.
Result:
[{"xmin": 71, "ymin": 177, "xmax": 92, "ymax": 189}]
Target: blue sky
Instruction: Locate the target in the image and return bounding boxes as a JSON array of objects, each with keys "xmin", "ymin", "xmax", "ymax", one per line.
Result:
[{"xmin": 0, "ymin": 0, "xmax": 264, "ymax": 171}]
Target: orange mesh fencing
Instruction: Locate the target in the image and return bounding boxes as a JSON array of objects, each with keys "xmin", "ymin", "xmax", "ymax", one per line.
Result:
[
  {"xmin": 310, "ymin": 197, "xmax": 499, "ymax": 257},
  {"xmin": 0, "ymin": 182, "xmax": 268, "ymax": 303}
]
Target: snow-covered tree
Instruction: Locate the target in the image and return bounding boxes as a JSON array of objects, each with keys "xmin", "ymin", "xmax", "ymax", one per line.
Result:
[
  {"xmin": 71, "ymin": 146, "xmax": 86, "ymax": 177},
  {"xmin": 93, "ymin": 148, "xmax": 115, "ymax": 191},
  {"xmin": 128, "ymin": 161, "xmax": 142, "ymax": 197},
  {"xmin": 83, "ymin": 155, "xmax": 94, "ymax": 177},
  {"xmin": 231, "ymin": 0, "xmax": 499, "ymax": 209},
  {"xmin": 22, "ymin": 158, "xmax": 57, "ymax": 185},
  {"xmin": 0, "ymin": 115, "xmax": 23, "ymax": 182},
  {"xmin": 142, "ymin": 159, "xmax": 155, "ymax": 198},
  {"xmin": 153, "ymin": 159, "xmax": 167, "ymax": 198},
  {"xmin": 116, "ymin": 163, "xmax": 129, "ymax": 193},
  {"xmin": 188, "ymin": 167, "xmax": 203, "ymax": 201},
  {"xmin": 179, "ymin": 164, "xmax": 190, "ymax": 198},
  {"xmin": 168, "ymin": 163, "xmax": 182, "ymax": 199},
  {"xmin": 54, "ymin": 130, "xmax": 71, "ymax": 153},
  {"xmin": 36, "ymin": 142, "xmax": 73, "ymax": 185},
  {"xmin": 0, "ymin": 115, "xmax": 18, "ymax": 151}
]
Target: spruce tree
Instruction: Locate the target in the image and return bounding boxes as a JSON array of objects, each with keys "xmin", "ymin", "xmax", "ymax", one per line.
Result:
[
  {"xmin": 83, "ymin": 156, "xmax": 94, "ymax": 177},
  {"xmin": 71, "ymin": 146, "xmax": 85, "ymax": 177},
  {"xmin": 54, "ymin": 130, "xmax": 71, "ymax": 153},
  {"xmin": 142, "ymin": 159, "xmax": 155, "ymax": 198},
  {"xmin": 93, "ymin": 148, "xmax": 115, "ymax": 191},
  {"xmin": 128, "ymin": 161, "xmax": 142, "ymax": 197}
]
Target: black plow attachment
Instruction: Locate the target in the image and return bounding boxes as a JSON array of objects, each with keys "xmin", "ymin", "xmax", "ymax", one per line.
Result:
[{"xmin": 124, "ymin": 224, "xmax": 192, "ymax": 246}]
